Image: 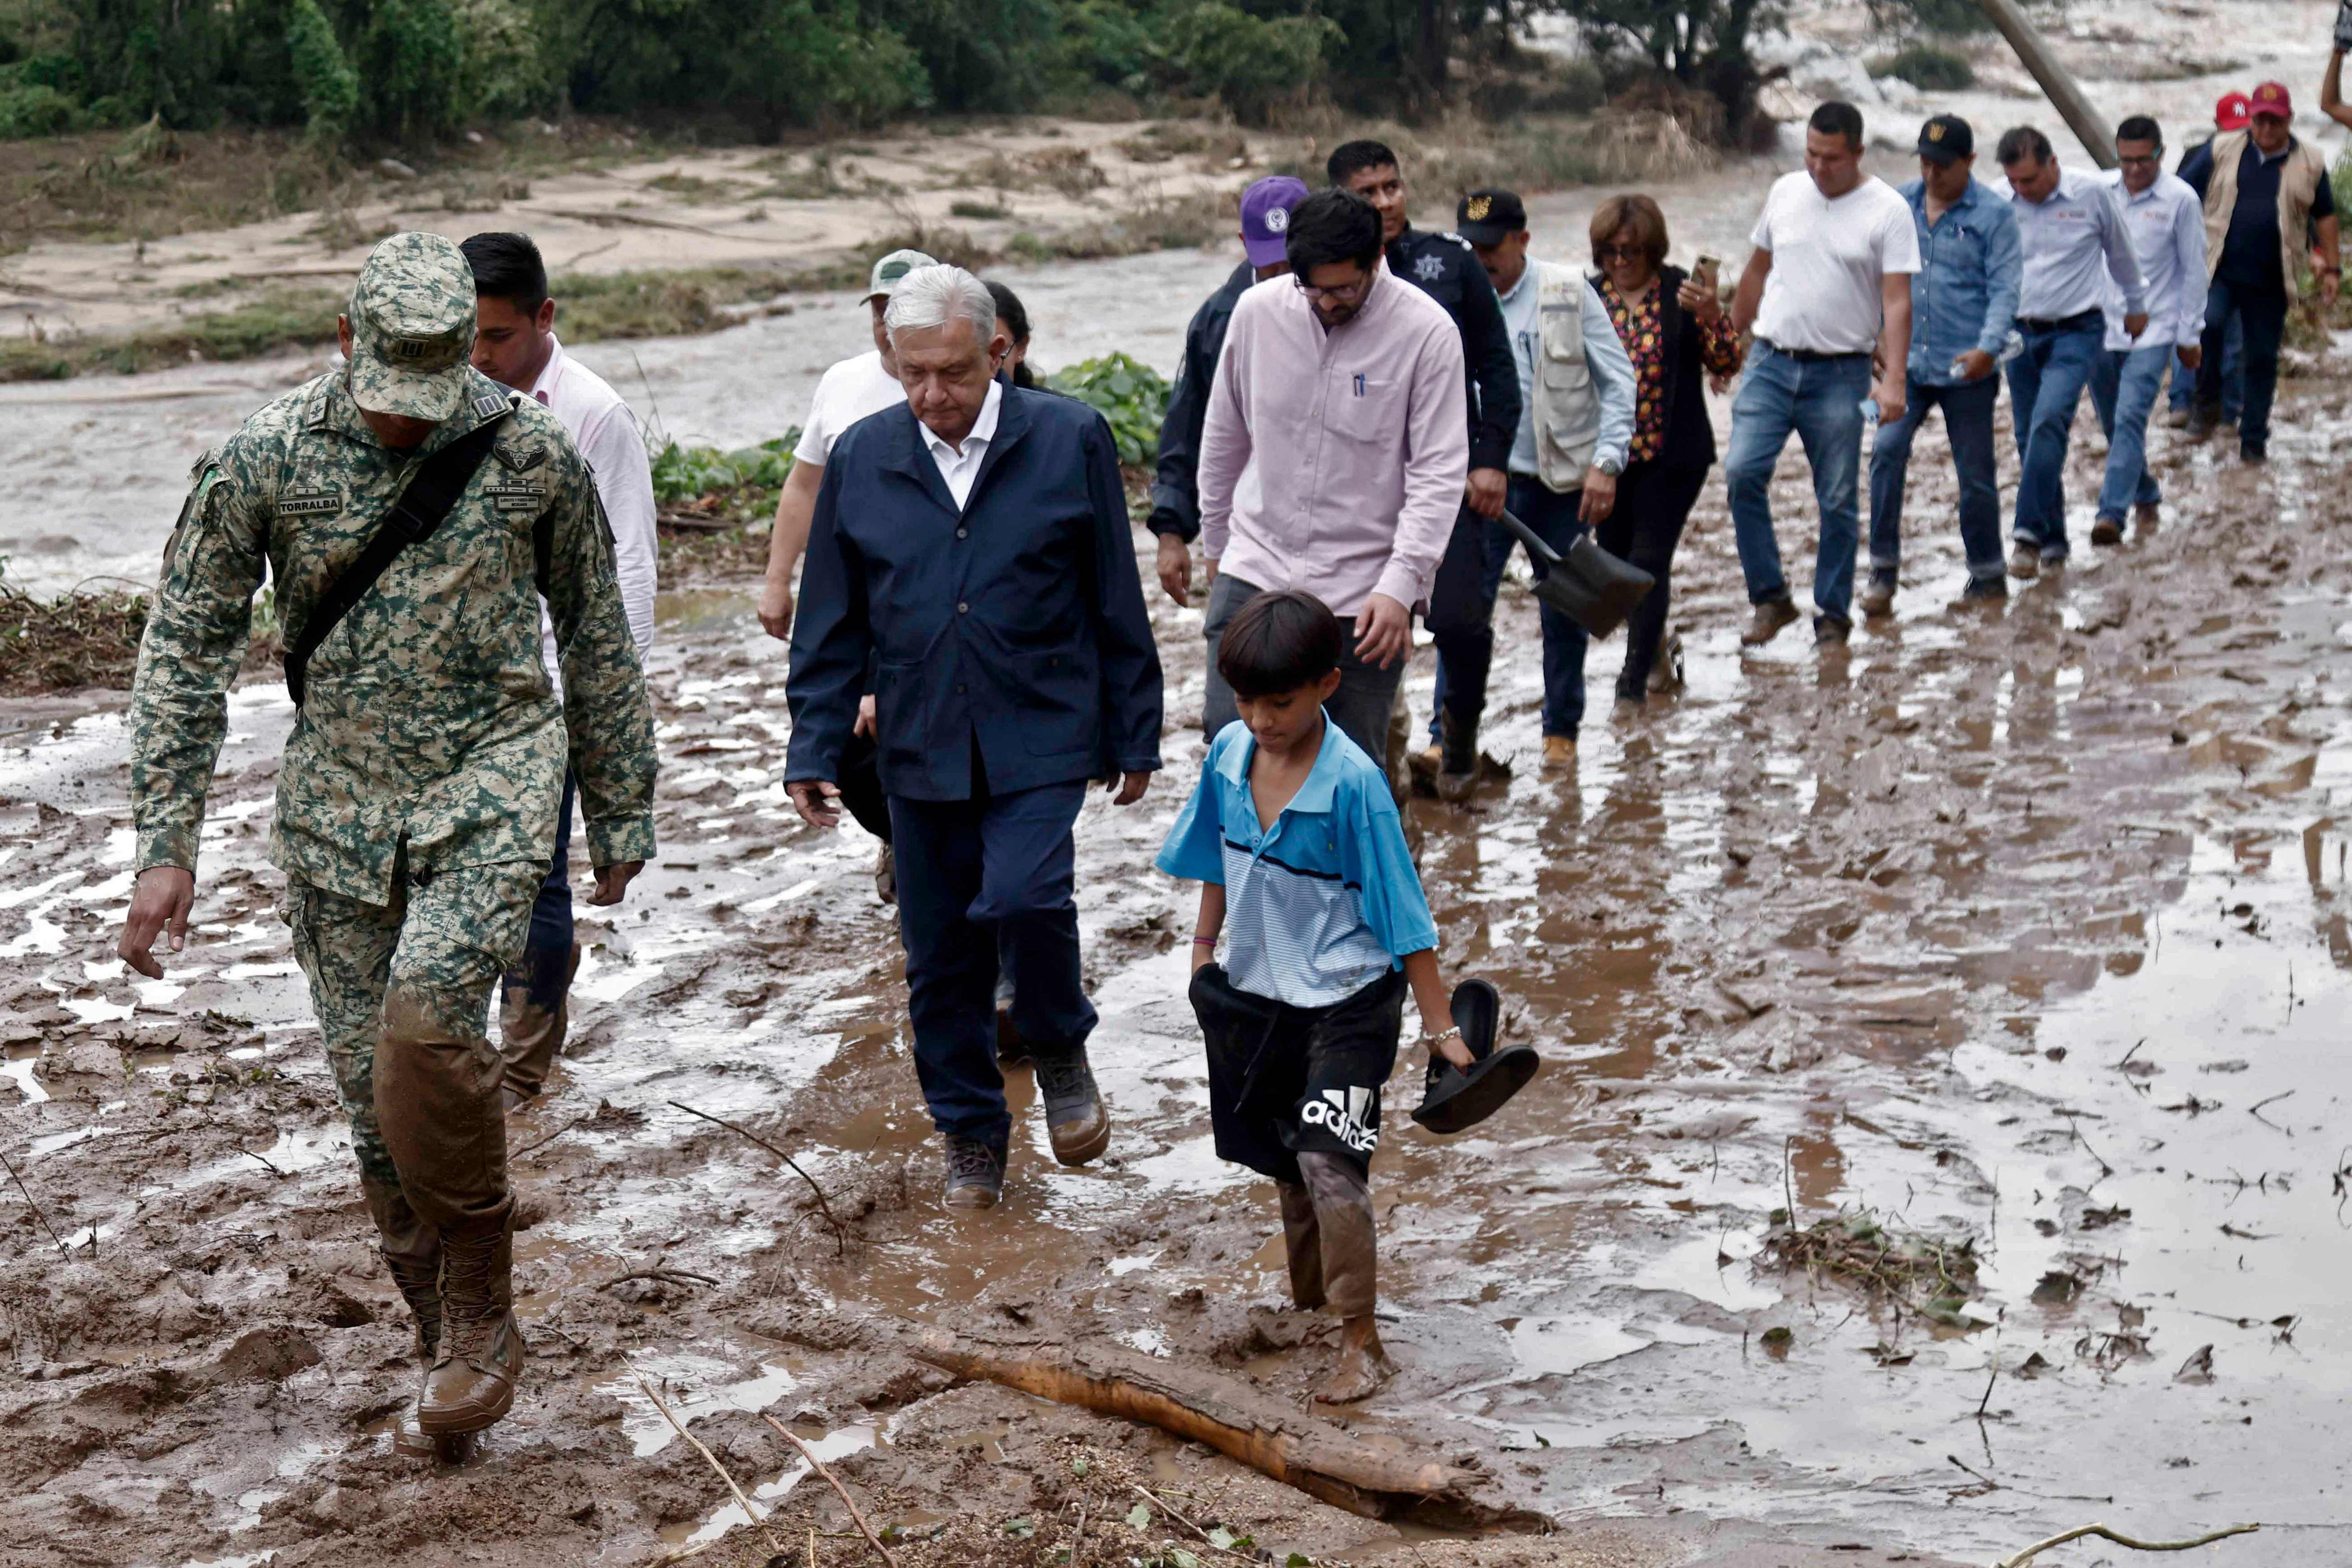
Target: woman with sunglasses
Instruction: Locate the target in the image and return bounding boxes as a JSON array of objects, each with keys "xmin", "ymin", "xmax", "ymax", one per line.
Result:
[{"xmin": 1588, "ymin": 194, "xmax": 1743, "ymax": 712}]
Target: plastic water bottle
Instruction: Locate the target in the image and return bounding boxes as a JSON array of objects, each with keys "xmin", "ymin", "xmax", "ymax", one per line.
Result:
[
  {"xmin": 1949, "ymin": 331, "xmax": 2026, "ymax": 382},
  {"xmin": 1859, "ymin": 397, "xmax": 1879, "ymax": 452}
]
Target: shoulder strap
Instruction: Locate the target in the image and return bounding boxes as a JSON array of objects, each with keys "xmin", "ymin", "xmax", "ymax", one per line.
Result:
[{"xmin": 286, "ymin": 405, "xmax": 512, "ymax": 707}]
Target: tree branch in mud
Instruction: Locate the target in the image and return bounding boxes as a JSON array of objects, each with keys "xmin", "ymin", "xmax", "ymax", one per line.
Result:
[
  {"xmin": 1131, "ymin": 1484, "xmax": 1258, "ymax": 1559},
  {"xmin": 1992, "ymin": 1521, "xmax": 2258, "ymax": 1567},
  {"xmin": 633, "ymin": 1368, "xmax": 788, "ymax": 1559},
  {"xmin": 760, "ymin": 1414, "xmax": 900, "ymax": 1567},
  {"xmin": 904, "ymin": 1327, "xmax": 1521, "ymax": 1526},
  {"xmin": 667, "ymin": 1100, "xmax": 847, "ymax": 1256},
  {"xmin": 0, "ymin": 1144, "xmax": 69, "ymax": 1256}
]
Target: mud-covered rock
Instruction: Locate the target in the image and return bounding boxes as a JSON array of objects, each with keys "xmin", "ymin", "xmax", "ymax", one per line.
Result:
[{"xmin": 212, "ymin": 1324, "xmax": 322, "ymax": 1383}]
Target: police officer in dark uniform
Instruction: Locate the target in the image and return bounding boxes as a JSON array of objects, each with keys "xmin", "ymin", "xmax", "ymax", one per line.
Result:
[
  {"xmin": 1148, "ymin": 175, "xmax": 1311, "ymax": 615},
  {"xmin": 1327, "ymin": 139, "xmax": 1521, "ymax": 793}
]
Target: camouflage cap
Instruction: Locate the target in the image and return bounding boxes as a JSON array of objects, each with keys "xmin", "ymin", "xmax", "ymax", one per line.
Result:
[
  {"xmin": 347, "ymin": 232, "xmax": 477, "ymax": 421},
  {"xmin": 864, "ymin": 248, "xmax": 940, "ymax": 303}
]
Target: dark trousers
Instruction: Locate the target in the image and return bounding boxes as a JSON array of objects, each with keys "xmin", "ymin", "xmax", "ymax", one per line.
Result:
[
  {"xmin": 890, "ymin": 774, "xmax": 1094, "ymax": 1145},
  {"xmin": 509, "ymin": 775, "xmax": 575, "ymax": 1009},
  {"xmin": 1866, "ymin": 373, "xmax": 2003, "ymax": 585},
  {"xmin": 1592, "ymin": 458, "xmax": 1705, "ymax": 703},
  {"xmin": 2170, "ymin": 311, "xmax": 2242, "ymax": 421},
  {"xmin": 2197, "ymin": 279, "xmax": 2288, "ymax": 449},
  {"xmin": 1426, "ymin": 483, "xmax": 1587, "ymax": 740},
  {"xmin": 1203, "ymin": 572, "xmax": 1402, "ymax": 761}
]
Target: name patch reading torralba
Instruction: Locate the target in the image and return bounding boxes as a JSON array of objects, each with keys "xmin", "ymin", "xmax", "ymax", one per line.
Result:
[{"xmin": 279, "ymin": 486, "xmax": 344, "ymax": 517}]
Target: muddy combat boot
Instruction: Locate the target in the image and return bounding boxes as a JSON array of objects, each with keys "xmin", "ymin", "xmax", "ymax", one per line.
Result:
[
  {"xmin": 1032, "ymin": 1046, "xmax": 1111, "ymax": 1165},
  {"xmin": 417, "ymin": 1217, "xmax": 523, "ymax": 1437},
  {"xmin": 942, "ymin": 1132, "xmax": 1008, "ymax": 1209},
  {"xmin": 1740, "ymin": 597, "xmax": 1800, "ymax": 646},
  {"xmin": 1316, "ymin": 1316, "xmax": 1392, "ymax": 1405},
  {"xmin": 1436, "ymin": 710, "xmax": 1479, "ymax": 803},
  {"xmin": 497, "ymin": 943, "xmax": 579, "ymax": 1113},
  {"xmin": 363, "ymin": 1179, "xmax": 443, "ymax": 1460}
]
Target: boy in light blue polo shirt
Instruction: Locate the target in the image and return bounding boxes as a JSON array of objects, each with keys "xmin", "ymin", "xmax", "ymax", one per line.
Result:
[{"xmin": 1157, "ymin": 590, "xmax": 1471, "ymax": 1405}]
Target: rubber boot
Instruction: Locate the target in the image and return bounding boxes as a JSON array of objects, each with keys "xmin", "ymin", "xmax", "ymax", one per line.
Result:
[
  {"xmin": 1436, "ymin": 708, "xmax": 1478, "ymax": 803},
  {"xmin": 418, "ymin": 1216, "xmax": 523, "ymax": 1436},
  {"xmin": 498, "ymin": 942, "xmax": 579, "ymax": 1112},
  {"xmin": 362, "ymin": 1178, "xmax": 441, "ymax": 1459}
]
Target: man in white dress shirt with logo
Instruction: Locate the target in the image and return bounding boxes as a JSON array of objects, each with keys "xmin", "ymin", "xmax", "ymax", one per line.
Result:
[
  {"xmin": 1992, "ymin": 128, "xmax": 2147, "ymax": 579},
  {"xmin": 462, "ymin": 231, "xmax": 658, "ymax": 1111},
  {"xmin": 2089, "ymin": 116, "xmax": 2205, "ymax": 545}
]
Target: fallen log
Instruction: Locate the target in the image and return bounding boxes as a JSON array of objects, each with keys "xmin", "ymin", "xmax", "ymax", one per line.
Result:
[{"xmin": 906, "ymin": 1327, "xmax": 1535, "ymax": 1528}]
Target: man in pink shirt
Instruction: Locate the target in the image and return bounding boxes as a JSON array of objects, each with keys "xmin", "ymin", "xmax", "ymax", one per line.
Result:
[{"xmin": 1196, "ymin": 189, "xmax": 1470, "ymax": 762}]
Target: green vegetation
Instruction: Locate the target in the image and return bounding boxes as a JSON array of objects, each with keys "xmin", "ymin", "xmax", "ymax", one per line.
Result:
[
  {"xmin": 1044, "ymin": 353, "xmax": 1170, "ymax": 465},
  {"xmin": 651, "ymin": 433, "xmax": 798, "ymax": 510},
  {"xmin": 1871, "ymin": 45, "xmax": 1975, "ymax": 91}
]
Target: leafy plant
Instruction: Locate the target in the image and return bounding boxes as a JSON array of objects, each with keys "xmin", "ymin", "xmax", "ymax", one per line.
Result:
[
  {"xmin": 1044, "ymin": 352, "xmax": 1170, "ymax": 467},
  {"xmin": 648, "ymin": 433, "xmax": 799, "ymax": 504},
  {"xmin": 1871, "ymin": 44, "xmax": 1973, "ymax": 90}
]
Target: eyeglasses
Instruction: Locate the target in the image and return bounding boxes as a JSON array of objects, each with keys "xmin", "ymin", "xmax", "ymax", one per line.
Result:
[
  {"xmin": 2117, "ymin": 153, "xmax": 2162, "ymax": 167},
  {"xmin": 1295, "ymin": 275, "xmax": 1371, "ymax": 303},
  {"xmin": 1596, "ymin": 244, "xmax": 1646, "ymax": 263}
]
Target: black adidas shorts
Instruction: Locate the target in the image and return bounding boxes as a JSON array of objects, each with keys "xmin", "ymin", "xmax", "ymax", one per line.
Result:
[{"xmin": 1188, "ymin": 962, "xmax": 1405, "ymax": 1184}]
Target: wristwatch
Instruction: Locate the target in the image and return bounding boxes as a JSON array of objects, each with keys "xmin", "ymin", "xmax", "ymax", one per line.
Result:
[{"xmin": 1596, "ymin": 454, "xmax": 1624, "ymax": 477}]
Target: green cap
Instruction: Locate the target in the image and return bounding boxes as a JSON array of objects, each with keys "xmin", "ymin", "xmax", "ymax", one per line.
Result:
[
  {"xmin": 347, "ymin": 232, "xmax": 477, "ymax": 422},
  {"xmin": 863, "ymin": 248, "xmax": 939, "ymax": 304}
]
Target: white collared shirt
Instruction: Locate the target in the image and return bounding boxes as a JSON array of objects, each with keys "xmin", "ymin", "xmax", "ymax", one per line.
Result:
[
  {"xmin": 1994, "ymin": 166, "xmax": 2146, "ymax": 322},
  {"xmin": 2099, "ymin": 169, "xmax": 2208, "ymax": 350},
  {"xmin": 515, "ymin": 334, "xmax": 658, "ymax": 692},
  {"xmin": 921, "ymin": 379, "xmax": 1002, "ymax": 509}
]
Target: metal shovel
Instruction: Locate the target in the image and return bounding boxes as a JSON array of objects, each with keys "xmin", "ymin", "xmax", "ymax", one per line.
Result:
[{"xmin": 1493, "ymin": 508, "xmax": 1656, "ymax": 639}]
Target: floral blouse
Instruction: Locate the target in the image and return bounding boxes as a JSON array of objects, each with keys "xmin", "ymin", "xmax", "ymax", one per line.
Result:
[{"xmin": 1598, "ymin": 276, "xmax": 1743, "ymax": 463}]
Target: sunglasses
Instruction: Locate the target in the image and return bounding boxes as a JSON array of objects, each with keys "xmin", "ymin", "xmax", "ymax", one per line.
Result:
[{"xmin": 1596, "ymin": 244, "xmax": 1647, "ymax": 263}]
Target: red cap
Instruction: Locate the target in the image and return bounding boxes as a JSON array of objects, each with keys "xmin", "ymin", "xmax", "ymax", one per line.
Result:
[
  {"xmin": 2249, "ymin": 81, "xmax": 2292, "ymax": 119},
  {"xmin": 2215, "ymin": 91, "xmax": 2251, "ymax": 131}
]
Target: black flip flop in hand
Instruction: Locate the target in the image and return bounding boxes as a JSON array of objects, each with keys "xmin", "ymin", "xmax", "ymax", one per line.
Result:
[{"xmin": 1410, "ymin": 978, "xmax": 1541, "ymax": 1135}]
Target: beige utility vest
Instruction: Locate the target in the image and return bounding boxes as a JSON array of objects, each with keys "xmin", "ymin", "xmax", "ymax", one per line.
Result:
[
  {"xmin": 1530, "ymin": 261, "xmax": 1604, "ymax": 492},
  {"xmin": 2201, "ymin": 129, "xmax": 2329, "ymax": 289}
]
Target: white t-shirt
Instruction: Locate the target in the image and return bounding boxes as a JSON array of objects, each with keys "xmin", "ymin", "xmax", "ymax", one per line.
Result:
[
  {"xmin": 794, "ymin": 349, "xmax": 906, "ymax": 467},
  {"xmin": 1749, "ymin": 171, "xmax": 1921, "ymax": 355}
]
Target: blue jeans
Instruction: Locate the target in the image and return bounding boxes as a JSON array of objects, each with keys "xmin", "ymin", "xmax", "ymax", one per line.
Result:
[
  {"xmin": 1425, "ymin": 476, "xmax": 1589, "ymax": 741},
  {"xmin": 1726, "ymin": 344, "xmax": 1870, "ymax": 626},
  {"xmin": 2006, "ymin": 315, "xmax": 2105, "ymax": 559},
  {"xmin": 504, "ymin": 774, "xmax": 575, "ymax": 1012},
  {"xmin": 1865, "ymin": 373, "xmax": 2003, "ymax": 585},
  {"xmin": 2197, "ymin": 280, "xmax": 2288, "ymax": 449},
  {"xmin": 2088, "ymin": 344, "xmax": 2170, "ymax": 518},
  {"xmin": 2168, "ymin": 312, "xmax": 2241, "ymax": 422},
  {"xmin": 891, "ymin": 775, "xmax": 1094, "ymax": 1145}
]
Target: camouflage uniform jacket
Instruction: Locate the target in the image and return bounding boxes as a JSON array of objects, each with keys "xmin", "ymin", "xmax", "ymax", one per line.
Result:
[{"xmin": 130, "ymin": 366, "xmax": 659, "ymax": 906}]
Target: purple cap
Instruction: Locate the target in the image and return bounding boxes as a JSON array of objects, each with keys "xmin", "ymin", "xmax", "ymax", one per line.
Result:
[{"xmin": 1240, "ymin": 176, "xmax": 1312, "ymax": 267}]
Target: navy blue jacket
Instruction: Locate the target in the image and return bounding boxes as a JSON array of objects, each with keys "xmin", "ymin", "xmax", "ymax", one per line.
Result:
[
  {"xmin": 1388, "ymin": 226, "xmax": 1521, "ymax": 472},
  {"xmin": 1148, "ymin": 260, "xmax": 1256, "ymax": 542},
  {"xmin": 785, "ymin": 380, "xmax": 1164, "ymax": 802}
]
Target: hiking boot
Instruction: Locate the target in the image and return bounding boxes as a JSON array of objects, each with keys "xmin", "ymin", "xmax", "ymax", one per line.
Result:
[
  {"xmin": 1740, "ymin": 597, "xmax": 1800, "ymax": 646},
  {"xmin": 2133, "ymin": 502, "xmax": 2161, "ymax": 530},
  {"xmin": 2184, "ymin": 403, "xmax": 2218, "ymax": 441},
  {"xmin": 2007, "ymin": 545, "xmax": 2040, "ymax": 581},
  {"xmin": 1857, "ymin": 572, "xmax": 1897, "ymax": 618},
  {"xmin": 873, "ymin": 842, "xmax": 897, "ymax": 906},
  {"xmin": 1540, "ymin": 734, "xmax": 1576, "ymax": 770},
  {"xmin": 942, "ymin": 1132, "xmax": 1008, "ymax": 1209},
  {"xmin": 2241, "ymin": 440, "xmax": 2268, "ymax": 463},
  {"xmin": 1814, "ymin": 615, "xmax": 1851, "ymax": 647},
  {"xmin": 1957, "ymin": 576, "xmax": 2009, "ymax": 606},
  {"xmin": 364, "ymin": 1178, "xmax": 441, "ymax": 1460},
  {"xmin": 994, "ymin": 971, "xmax": 1029, "ymax": 1065},
  {"xmin": 1436, "ymin": 709, "xmax": 1478, "ymax": 803},
  {"xmin": 1032, "ymin": 1045, "xmax": 1110, "ymax": 1165},
  {"xmin": 1648, "ymin": 627, "xmax": 1684, "ymax": 692},
  {"xmin": 417, "ymin": 1217, "xmax": 523, "ymax": 1437},
  {"xmin": 2090, "ymin": 516, "xmax": 2124, "ymax": 547}
]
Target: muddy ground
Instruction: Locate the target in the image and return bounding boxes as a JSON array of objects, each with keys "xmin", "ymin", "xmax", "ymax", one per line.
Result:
[{"xmin": 7, "ymin": 298, "xmax": 2352, "ymax": 1566}]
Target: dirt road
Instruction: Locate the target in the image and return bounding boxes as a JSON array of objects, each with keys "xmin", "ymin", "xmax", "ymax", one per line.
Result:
[{"xmin": 6, "ymin": 306, "xmax": 2351, "ymax": 1564}]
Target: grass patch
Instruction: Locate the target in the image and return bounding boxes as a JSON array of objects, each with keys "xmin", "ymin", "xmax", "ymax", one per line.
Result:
[
  {"xmin": 0, "ymin": 286, "xmax": 344, "ymax": 381},
  {"xmin": 1759, "ymin": 1206, "xmax": 1984, "ymax": 1326},
  {"xmin": 949, "ymin": 198, "xmax": 1011, "ymax": 220}
]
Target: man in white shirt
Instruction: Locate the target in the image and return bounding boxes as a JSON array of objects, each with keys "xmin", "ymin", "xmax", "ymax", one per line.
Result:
[
  {"xmin": 1993, "ymin": 127, "xmax": 2147, "ymax": 579},
  {"xmin": 2089, "ymin": 116, "xmax": 2205, "ymax": 544},
  {"xmin": 461, "ymin": 231, "xmax": 658, "ymax": 1112},
  {"xmin": 1726, "ymin": 101, "xmax": 1919, "ymax": 647},
  {"xmin": 757, "ymin": 248, "xmax": 936, "ymax": 641}
]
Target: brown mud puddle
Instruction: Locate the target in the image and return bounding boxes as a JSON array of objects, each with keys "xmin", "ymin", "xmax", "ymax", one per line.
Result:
[{"xmin": 8, "ymin": 361, "xmax": 2352, "ymax": 1568}]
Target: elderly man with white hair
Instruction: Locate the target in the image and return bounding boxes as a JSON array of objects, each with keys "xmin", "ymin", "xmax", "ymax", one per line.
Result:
[{"xmin": 784, "ymin": 264, "xmax": 1164, "ymax": 1209}]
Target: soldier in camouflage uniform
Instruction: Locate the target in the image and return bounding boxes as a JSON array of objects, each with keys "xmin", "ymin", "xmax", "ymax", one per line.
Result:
[{"xmin": 117, "ymin": 232, "xmax": 658, "ymax": 1451}]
